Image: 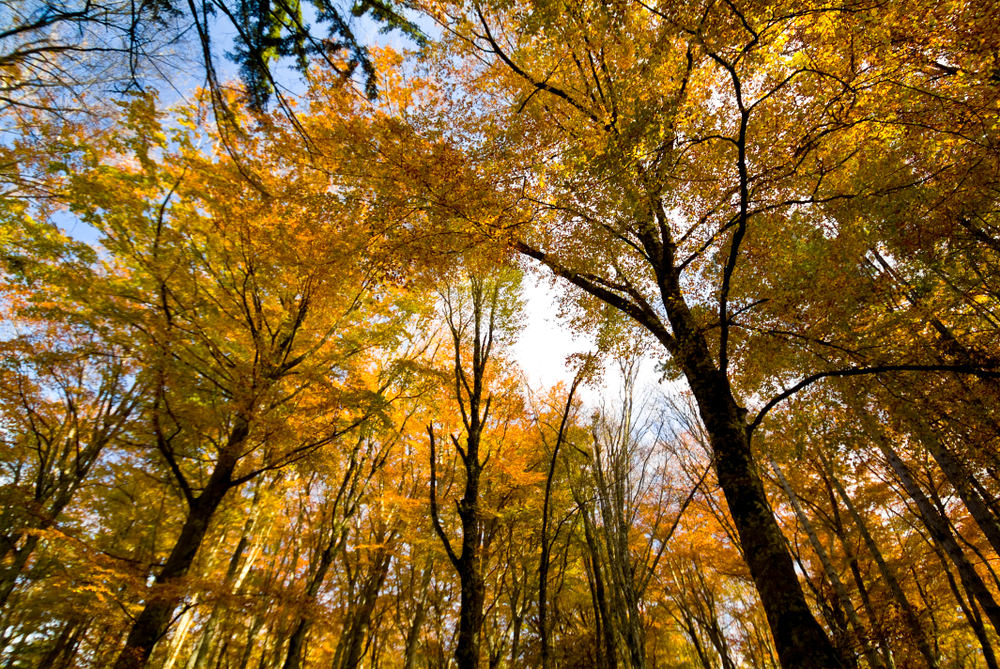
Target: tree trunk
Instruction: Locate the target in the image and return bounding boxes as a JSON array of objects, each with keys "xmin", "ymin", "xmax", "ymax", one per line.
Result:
[
  {"xmin": 771, "ymin": 460, "xmax": 884, "ymax": 669},
  {"xmin": 238, "ymin": 611, "xmax": 267, "ymax": 669},
  {"xmin": 914, "ymin": 419, "xmax": 1000, "ymax": 557},
  {"xmin": 691, "ymin": 564, "xmax": 737, "ymax": 669},
  {"xmin": 817, "ymin": 462, "xmax": 896, "ymax": 669},
  {"xmin": 336, "ymin": 548, "xmax": 392, "ymax": 669},
  {"xmin": 520, "ymin": 207, "xmax": 844, "ymax": 667},
  {"xmin": 427, "ymin": 276, "xmax": 505, "ymax": 669},
  {"xmin": 38, "ymin": 618, "xmax": 88, "ymax": 669},
  {"xmin": 0, "ymin": 535, "xmax": 37, "ymax": 608},
  {"xmin": 509, "ymin": 597, "xmax": 524, "ymax": 666},
  {"xmin": 188, "ymin": 503, "xmax": 264, "ymax": 669},
  {"xmin": 818, "ymin": 452, "xmax": 938, "ymax": 667},
  {"xmin": 647, "ymin": 254, "xmax": 843, "ymax": 669},
  {"xmin": 678, "ymin": 608, "xmax": 713, "ymax": 669},
  {"xmin": 113, "ymin": 446, "xmax": 240, "ymax": 669},
  {"xmin": 539, "ymin": 372, "xmax": 582, "ymax": 669},
  {"xmin": 684, "ymin": 366, "xmax": 840, "ymax": 668},
  {"xmin": 281, "ymin": 536, "xmax": 338, "ymax": 669},
  {"xmin": 879, "ymin": 440, "xmax": 1000, "ymax": 632},
  {"xmin": 580, "ymin": 502, "xmax": 617, "ymax": 669},
  {"xmin": 454, "ymin": 523, "xmax": 486, "ymax": 669},
  {"xmin": 933, "ymin": 540, "xmax": 1000, "ymax": 669},
  {"xmin": 401, "ymin": 601, "xmax": 427, "ymax": 669}
]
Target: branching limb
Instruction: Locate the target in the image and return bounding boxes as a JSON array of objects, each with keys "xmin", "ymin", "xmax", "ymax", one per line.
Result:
[
  {"xmin": 428, "ymin": 426, "xmax": 460, "ymax": 569},
  {"xmin": 749, "ymin": 363, "xmax": 1000, "ymax": 435},
  {"xmin": 514, "ymin": 240, "xmax": 677, "ymax": 353}
]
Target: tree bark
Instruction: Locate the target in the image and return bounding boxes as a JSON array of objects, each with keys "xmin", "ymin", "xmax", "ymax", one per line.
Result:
[
  {"xmin": 454, "ymin": 462, "xmax": 487, "ymax": 669},
  {"xmin": 281, "ymin": 539, "xmax": 338, "ymax": 669},
  {"xmin": 113, "ymin": 436, "xmax": 243, "ymax": 669}
]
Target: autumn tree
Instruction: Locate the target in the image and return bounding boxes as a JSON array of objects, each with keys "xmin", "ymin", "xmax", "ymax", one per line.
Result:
[
  {"xmin": 395, "ymin": 1, "xmax": 1000, "ymax": 665},
  {"xmin": 0, "ymin": 217, "xmax": 146, "ymax": 610},
  {"xmin": 0, "ymin": 76, "xmax": 430, "ymax": 666},
  {"xmin": 535, "ymin": 364, "xmax": 587, "ymax": 669},
  {"xmin": 276, "ymin": 345, "xmax": 440, "ymax": 669},
  {"xmin": 428, "ymin": 267, "xmax": 526, "ymax": 669},
  {"xmin": 0, "ymin": 329, "xmax": 139, "ymax": 608}
]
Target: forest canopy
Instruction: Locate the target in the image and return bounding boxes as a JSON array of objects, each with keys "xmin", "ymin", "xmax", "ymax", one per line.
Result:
[{"xmin": 1, "ymin": 1, "xmax": 999, "ymax": 668}]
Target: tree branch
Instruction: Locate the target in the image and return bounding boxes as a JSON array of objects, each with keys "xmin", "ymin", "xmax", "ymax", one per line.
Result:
[
  {"xmin": 428, "ymin": 426, "xmax": 460, "ymax": 569},
  {"xmin": 749, "ymin": 363, "xmax": 1000, "ymax": 435},
  {"xmin": 514, "ymin": 240, "xmax": 676, "ymax": 353}
]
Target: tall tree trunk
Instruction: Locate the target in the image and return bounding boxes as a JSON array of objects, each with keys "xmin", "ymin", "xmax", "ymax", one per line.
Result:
[
  {"xmin": 793, "ymin": 546, "xmax": 854, "ymax": 669},
  {"xmin": 402, "ymin": 565, "xmax": 432, "ymax": 669},
  {"xmin": 185, "ymin": 486, "xmax": 261, "ymax": 669},
  {"xmin": 335, "ymin": 547, "xmax": 393, "ymax": 669},
  {"xmin": 428, "ymin": 275, "xmax": 505, "ymax": 669},
  {"xmin": 428, "ymin": 422, "xmax": 488, "ymax": 669},
  {"xmin": 162, "ymin": 600, "xmax": 199, "ymax": 669},
  {"xmin": 817, "ymin": 462, "xmax": 896, "ymax": 669},
  {"xmin": 538, "ymin": 447, "xmax": 557, "ymax": 669},
  {"xmin": 188, "ymin": 498, "xmax": 265, "ymax": 669},
  {"xmin": 281, "ymin": 534, "xmax": 340, "ymax": 669},
  {"xmin": 684, "ymin": 365, "xmax": 840, "ymax": 668},
  {"xmin": 596, "ymin": 483, "xmax": 645, "ymax": 669},
  {"xmin": 929, "ymin": 479, "xmax": 1000, "ymax": 592},
  {"xmin": 454, "ymin": 481, "xmax": 487, "ymax": 669},
  {"xmin": 519, "ymin": 120, "xmax": 844, "ymax": 667},
  {"xmin": 580, "ymin": 502, "xmax": 617, "ymax": 669},
  {"xmin": 911, "ymin": 417, "xmax": 1000, "ymax": 557},
  {"xmin": 677, "ymin": 607, "xmax": 714, "ymax": 669},
  {"xmin": 509, "ymin": 595, "xmax": 524, "ymax": 666},
  {"xmin": 238, "ymin": 611, "xmax": 267, "ymax": 669},
  {"xmin": 817, "ymin": 451, "xmax": 939, "ymax": 667},
  {"xmin": 689, "ymin": 563, "xmax": 737, "ymax": 669},
  {"xmin": 284, "ymin": 438, "xmax": 373, "ymax": 669},
  {"xmin": 539, "ymin": 374, "xmax": 582, "ymax": 669},
  {"xmin": 770, "ymin": 460, "xmax": 884, "ymax": 669},
  {"xmin": 878, "ymin": 439, "xmax": 1000, "ymax": 632},
  {"xmin": 640, "ymin": 245, "xmax": 843, "ymax": 669},
  {"xmin": 932, "ymin": 540, "xmax": 1000, "ymax": 669},
  {"xmin": 113, "ymin": 443, "xmax": 241, "ymax": 669},
  {"xmin": 38, "ymin": 619, "xmax": 88, "ymax": 669}
]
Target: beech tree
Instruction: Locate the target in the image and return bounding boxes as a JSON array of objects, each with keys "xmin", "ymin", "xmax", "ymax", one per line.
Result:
[
  {"xmin": 396, "ymin": 1, "xmax": 1000, "ymax": 665},
  {"xmin": 428, "ymin": 268, "xmax": 527, "ymax": 669},
  {"xmin": 0, "ymin": 80, "xmax": 427, "ymax": 666}
]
